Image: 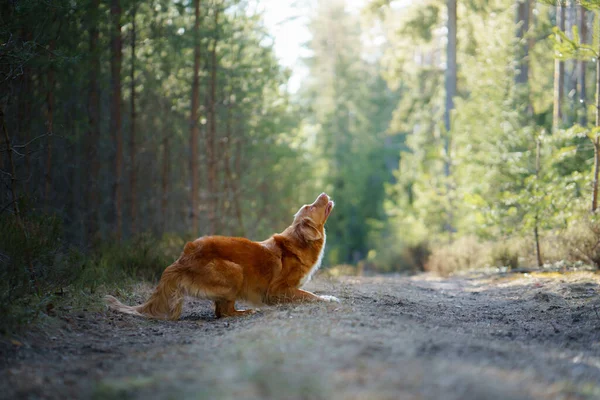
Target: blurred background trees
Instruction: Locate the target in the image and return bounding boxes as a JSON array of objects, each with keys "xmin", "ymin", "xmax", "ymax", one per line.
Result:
[{"xmin": 2, "ymin": 0, "xmax": 600, "ymax": 316}]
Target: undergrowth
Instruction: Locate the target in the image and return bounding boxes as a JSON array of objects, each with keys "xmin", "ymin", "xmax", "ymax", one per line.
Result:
[{"xmin": 0, "ymin": 213, "xmax": 186, "ymax": 333}]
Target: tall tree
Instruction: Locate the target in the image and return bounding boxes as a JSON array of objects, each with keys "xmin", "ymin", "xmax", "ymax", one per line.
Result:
[
  {"xmin": 515, "ymin": 0, "xmax": 530, "ymax": 86},
  {"xmin": 593, "ymin": 10, "xmax": 600, "ymax": 212},
  {"xmin": 161, "ymin": 127, "xmax": 170, "ymax": 233},
  {"xmin": 110, "ymin": 0, "xmax": 123, "ymax": 240},
  {"xmin": 207, "ymin": 3, "xmax": 220, "ymax": 235},
  {"xmin": 129, "ymin": 1, "xmax": 138, "ymax": 235},
  {"xmin": 45, "ymin": 11, "xmax": 57, "ymax": 208},
  {"xmin": 86, "ymin": 0, "xmax": 100, "ymax": 242},
  {"xmin": 444, "ymin": 0, "xmax": 457, "ymax": 233},
  {"xmin": 579, "ymin": 4, "xmax": 587, "ymax": 126},
  {"xmin": 190, "ymin": 0, "xmax": 201, "ymax": 234},
  {"xmin": 553, "ymin": 1, "xmax": 565, "ymax": 131}
]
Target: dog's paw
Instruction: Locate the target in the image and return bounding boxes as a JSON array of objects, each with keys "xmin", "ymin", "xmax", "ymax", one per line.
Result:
[{"xmin": 319, "ymin": 295, "xmax": 341, "ymax": 303}]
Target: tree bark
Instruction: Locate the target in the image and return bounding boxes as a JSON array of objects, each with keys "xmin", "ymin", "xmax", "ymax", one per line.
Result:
[
  {"xmin": 129, "ymin": 2, "xmax": 138, "ymax": 236},
  {"xmin": 579, "ymin": 5, "xmax": 587, "ymax": 126},
  {"xmin": 18, "ymin": 30, "xmax": 32, "ymax": 194},
  {"xmin": 207, "ymin": 4, "xmax": 220, "ymax": 235},
  {"xmin": 45, "ymin": 30, "xmax": 55, "ymax": 208},
  {"xmin": 87, "ymin": 0, "xmax": 100, "ymax": 243},
  {"xmin": 534, "ymin": 138, "xmax": 543, "ymax": 267},
  {"xmin": 553, "ymin": 2, "xmax": 565, "ymax": 132},
  {"xmin": 232, "ymin": 133, "xmax": 245, "ymax": 237},
  {"xmin": 444, "ymin": 0, "xmax": 456, "ymax": 234},
  {"xmin": 162, "ymin": 131, "xmax": 170, "ymax": 233},
  {"xmin": 515, "ymin": 0, "xmax": 530, "ymax": 86},
  {"xmin": 1, "ymin": 108, "xmax": 38, "ymax": 293},
  {"xmin": 190, "ymin": 0, "xmax": 201, "ymax": 235},
  {"xmin": 592, "ymin": 24, "xmax": 600, "ymax": 212},
  {"xmin": 111, "ymin": 0, "xmax": 123, "ymax": 241}
]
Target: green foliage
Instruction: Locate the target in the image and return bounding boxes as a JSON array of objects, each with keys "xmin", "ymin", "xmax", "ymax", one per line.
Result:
[
  {"xmin": 302, "ymin": 1, "xmax": 400, "ymax": 264},
  {"xmin": 0, "ymin": 212, "xmax": 81, "ymax": 331},
  {"xmin": 366, "ymin": 0, "xmax": 600, "ymax": 274},
  {"xmin": 399, "ymin": 4, "xmax": 440, "ymax": 42},
  {"xmin": 80, "ymin": 234, "xmax": 178, "ymax": 292},
  {"xmin": 0, "ymin": 213, "xmax": 65, "ymax": 300},
  {"xmin": 0, "ymin": 209, "xmax": 188, "ymax": 331}
]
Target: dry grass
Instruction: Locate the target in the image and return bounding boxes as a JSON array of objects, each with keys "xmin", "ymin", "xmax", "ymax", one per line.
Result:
[{"xmin": 425, "ymin": 236, "xmax": 491, "ymax": 276}]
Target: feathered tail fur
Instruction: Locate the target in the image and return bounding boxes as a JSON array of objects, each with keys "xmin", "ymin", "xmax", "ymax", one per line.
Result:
[{"xmin": 105, "ymin": 266, "xmax": 184, "ymax": 320}]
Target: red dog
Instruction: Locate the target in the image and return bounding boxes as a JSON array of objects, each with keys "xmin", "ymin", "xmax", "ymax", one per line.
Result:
[{"xmin": 105, "ymin": 193, "xmax": 338, "ymax": 319}]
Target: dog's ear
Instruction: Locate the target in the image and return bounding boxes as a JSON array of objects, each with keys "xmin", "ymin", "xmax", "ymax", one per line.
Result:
[{"xmin": 296, "ymin": 219, "xmax": 322, "ymax": 241}]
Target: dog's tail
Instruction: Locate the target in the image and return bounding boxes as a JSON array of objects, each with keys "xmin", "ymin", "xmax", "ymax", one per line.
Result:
[{"xmin": 105, "ymin": 265, "xmax": 184, "ymax": 320}]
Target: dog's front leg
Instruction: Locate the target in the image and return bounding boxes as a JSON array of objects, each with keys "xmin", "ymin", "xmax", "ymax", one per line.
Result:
[{"xmin": 267, "ymin": 288, "xmax": 340, "ymax": 304}]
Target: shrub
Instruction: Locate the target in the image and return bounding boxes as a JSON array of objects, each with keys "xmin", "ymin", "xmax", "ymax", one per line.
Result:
[
  {"xmin": 400, "ymin": 242, "xmax": 431, "ymax": 272},
  {"xmin": 425, "ymin": 236, "xmax": 490, "ymax": 276},
  {"xmin": 0, "ymin": 213, "xmax": 80, "ymax": 331},
  {"xmin": 560, "ymin": 214, "xmax": 600, "ymax": 268},
  {"xmin": 0, "ymin": 213, "xmax": 64, "ymax": 296},
  {"xmin": 489, "ymin": 239, "xmax": 522, "ymax": 270},
  {"xmin": 367, "ymin": 240, "xmax": 431, "ymax": 274},
  {"xmin": 0, "ymin": 211, "xmax": 186, "ymax": 332}
]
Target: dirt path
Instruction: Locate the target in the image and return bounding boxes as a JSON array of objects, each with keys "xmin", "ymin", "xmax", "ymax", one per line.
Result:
[{"xmin": 2, "ymin": 271, "xmax": 600, "ymax": 400}]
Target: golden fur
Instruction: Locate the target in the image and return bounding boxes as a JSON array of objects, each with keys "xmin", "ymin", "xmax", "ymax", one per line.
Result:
[{"xmin": 105, "ymin": 193, "xmax": 338, "ymax": 319}]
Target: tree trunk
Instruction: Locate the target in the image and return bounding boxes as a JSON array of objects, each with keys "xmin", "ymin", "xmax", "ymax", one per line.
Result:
[
  {"xmin": 111, "ymin": 0, "xmax": 123, "ymax": 241},
  {"xmin": 1, "ymin": 108, "xmax": 38, "ymax": 293},
  {"xmin": 129, "ymin": 2, "xmax": 138, "ymax": 236},
  {"xmin": 45, "ymin": 32, "xmax": 55, "ymax": 208},
  {"xmin": 553, "ymin": 2, "xmax": 565, "ymax": 132},
  {"xmin": 534, "ymin": 138, "xmax": 543, "ymax": 267},
  {"xmin": 162, "ymin": 131, "xmax": 170, "ymax": 234},
  {"xmin": 87, "ymin": 0, "xmax": 100, "ymax": 243},
  {"xmin": 18, "ymin": 31, "xmax": 32, "ymax": 194},
  {"xmin": 515, "ymin": 0, "xmax": 530, "ymax": 86},
  {"xmin": 534, "ymin": 222, "xmax": 543, "ymax": 266},
  {"xmin": 592, "ymin": 25, "xmax": 600, "ymax": 212},
  {"xmin": 232, "ymin": 134, "xmax": 245, "ymax": 237},
  {"xmin": 207, "ymin": 4, "xmax": 220, "ymax": 235},
  {"xmin": 444, "ymin": 0, "xmax": 456, "ymax": 234},
  {"xmin": 579, "ymin": 5, "xmax": 587, "ymax": 126},
  {"xmin": 565, "ymin": 1, "xmax": 578, "ymax": 125},
  {"xmin": 190, "ymin": 0, "xmax": 201, "ymax": 235}
]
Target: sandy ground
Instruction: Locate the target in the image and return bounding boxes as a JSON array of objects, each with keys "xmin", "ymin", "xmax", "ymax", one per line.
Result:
[{"xmin": 2, "ymin": 271, "xmax": 600, "ymax": 400}]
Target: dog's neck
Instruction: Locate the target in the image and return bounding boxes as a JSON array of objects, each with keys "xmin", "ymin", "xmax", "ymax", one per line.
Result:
[
  {"xmin": 276, "ymin": 224, "xmax": 325, "ymax": 264},
  {"xmin": 299, "ymin": 229, "xmax": 326, "ymax": 286}
]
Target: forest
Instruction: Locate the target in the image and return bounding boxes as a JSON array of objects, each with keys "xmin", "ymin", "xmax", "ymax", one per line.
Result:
[
  {"xmin": 3, "ymin": 1, "xmax": 600, "ymax": 399},
  {"xmin": 2, "ymin": 0, "xmax": 600, "ymax": 322}
]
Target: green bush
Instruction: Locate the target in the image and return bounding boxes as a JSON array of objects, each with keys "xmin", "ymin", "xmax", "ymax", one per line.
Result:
[
  {"xmin": 0, "ymin": 211, "xmax": 187, "ymax": 332},
  {"xmin": 0, "ymin": 213, "xmax": 78, "ymax": 331}
]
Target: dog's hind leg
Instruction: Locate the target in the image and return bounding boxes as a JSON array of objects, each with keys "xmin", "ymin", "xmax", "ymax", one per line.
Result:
[
  {"xmin": 168, "ymin": 287, "xmax": 184, "ymax": 320},
  {"xmin": 214, "ymin": 300, "xmax": 256, "ymax": 318},
  {"xmin": 182, "ymin": 260, "xmax": 254, "ymax": 318}
]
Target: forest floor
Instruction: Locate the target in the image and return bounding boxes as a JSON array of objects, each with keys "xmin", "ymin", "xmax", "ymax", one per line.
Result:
[{"xmin": 2, "ymin": 271, "xmax": 600, "ymax": 400}]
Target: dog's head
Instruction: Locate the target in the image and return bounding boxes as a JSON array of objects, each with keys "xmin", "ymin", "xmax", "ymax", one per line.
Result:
[{"xmin": 292, "ymin": 193, "xmax": 334, "ymax": 241}]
